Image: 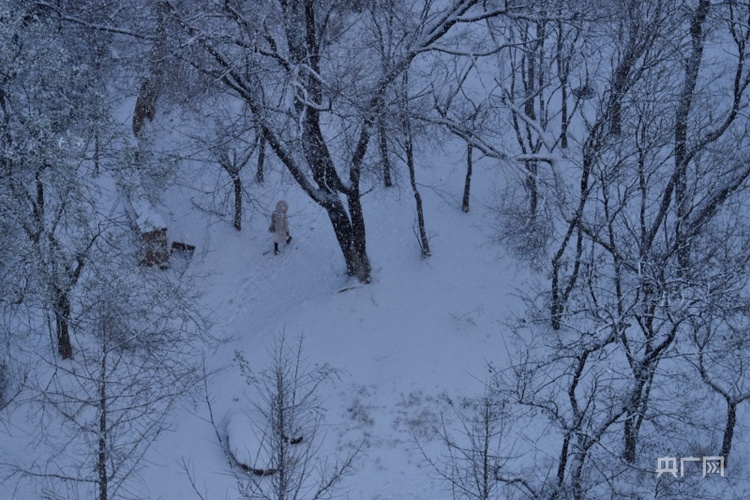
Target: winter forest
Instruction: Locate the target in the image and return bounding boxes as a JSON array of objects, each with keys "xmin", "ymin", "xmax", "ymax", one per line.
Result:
[{"xmin": 2, "ymin": 0, "xmax": 750, "ymax": 498}]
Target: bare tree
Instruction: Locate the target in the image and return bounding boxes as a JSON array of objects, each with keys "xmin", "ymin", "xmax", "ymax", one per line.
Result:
[
  {"xmin": 132, "ymin": 1, "xmax": 168, "ymax": 138},
  {"xmin": 367, "ymin": 1, "xmax": 402, "ymax": 188},
  {"xmin": 0, "ymin": 3, "xmax": 113, "ymax": 359},
  {"xmin": 165, "ymin": 0, "xmax": 513, "ymax": 282},
  {"xmin": 481, "ymin": 1, "xmax": 750, "ymax": 496},
  {"xmin": 399, "ymin": 71, "xmax": 431, "ymax": 258},
  {"xmin": 210, "ymin": 115, "xmax": 258, "ymax": 232},
  {"xmin": 429, "ymin": 59, "xmax": 494, "ymax": 215},
  {"xmin": 5, "ymin": 251, "xmax": 209, "ymax": 499},
  {"xmin": 691, "ymin": 316, "xmax": 750, "ymax": 467},
  {"xmin": 419, "ymin": 384, "xmax": 518, "ymax": 500},
  {"xmin": 462, "ymin": 143, "xmax": 473, "ymax": 213},
  {"xmin": 684, "ymin": 208, "xmax": 750, "ymax": 466},
  {"xmin": 256, "ymin": 133, "xmax": 268, "ymax": 184},
  {"xmin": 210, "ymin": 335, "xmax": 360, "ymax": 500}
]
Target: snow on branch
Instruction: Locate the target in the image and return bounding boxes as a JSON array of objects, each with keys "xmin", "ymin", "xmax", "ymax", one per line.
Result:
[
  {"xmin": 35, "ymin": 2, "xmax": 155, "ymax": 40},
  {"xmin": 687, "ymin": 163, "xmax": 750, "ymax": 236},
  {"xmin": 424, "ymin": 39, "xmax": 540, "ymax": 58},
  {"xmin": 497, "ymin": 94, "xmax": 558, "ymax": 153}
]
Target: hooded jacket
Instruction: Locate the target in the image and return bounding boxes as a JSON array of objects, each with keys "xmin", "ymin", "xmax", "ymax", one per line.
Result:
[{"xmin": 271, "ymin": 200, "xmax": 289, "ymax": 243}]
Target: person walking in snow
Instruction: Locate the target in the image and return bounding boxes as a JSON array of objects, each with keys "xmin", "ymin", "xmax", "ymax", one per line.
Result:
[{"xmin": 269, "ymin": 200, "xmax": 292, "ymax": 255}]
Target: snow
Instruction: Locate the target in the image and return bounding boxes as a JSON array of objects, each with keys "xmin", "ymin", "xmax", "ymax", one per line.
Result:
[
  {"xmin": 6, "ymin": 5, "xmax": 750, "ymax": 497},
  {"xmin": 225, "ymin": 409, "xmax": 275, "ymax": 471},
  {"xmin": 118, "ymin": 138, "xmax": 522, "ymax": 499},
  {"xmin": 132, "ymin": 198, "xmax": 167, "ymax": 232}
]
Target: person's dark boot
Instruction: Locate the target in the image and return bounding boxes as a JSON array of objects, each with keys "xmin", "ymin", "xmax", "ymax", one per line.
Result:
[
  {"xmin": 286, "ymin": 234, "xmax": 292, "ymax": 244},
  {"xmin": 274, "ymin": 242, "xmax": 279, "ymax": 255}
]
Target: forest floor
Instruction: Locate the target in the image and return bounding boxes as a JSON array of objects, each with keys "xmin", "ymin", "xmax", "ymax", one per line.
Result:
[{"xmin": 137, "ymin": 134, "xmax": 527, "ymax": 499}]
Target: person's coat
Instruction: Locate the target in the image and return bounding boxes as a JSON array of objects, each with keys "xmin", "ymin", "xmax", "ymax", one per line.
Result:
[{"xmin": 271, "ymin": 200, "xmax": 289, "ymax": 244}]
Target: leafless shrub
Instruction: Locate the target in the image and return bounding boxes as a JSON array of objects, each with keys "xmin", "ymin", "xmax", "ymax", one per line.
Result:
[
  {"xmin": 214, "ymin": 335, "xmax": 361, "ymax": 500},
  {"xmin": 416, "ymin": 383, "xmax": 523, "ymax": 500}
]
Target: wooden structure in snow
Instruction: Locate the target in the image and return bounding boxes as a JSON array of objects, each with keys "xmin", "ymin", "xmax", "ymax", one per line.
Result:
[
  {"xmin": 141, "ymin": 227, "xmax": 169, "ymax": 267},
  {"xmin": 127, "ymin": 197, "xmax": 170, "ymax": 268}
]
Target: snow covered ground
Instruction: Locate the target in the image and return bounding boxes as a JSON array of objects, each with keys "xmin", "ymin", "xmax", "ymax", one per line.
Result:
[
  {"xmin": 5, "ymin": 2, "xmax": 750, "ymax": 498},
  {"xmin": 132, "ymin": 138, "xmax": 524, "ymax": 499}
]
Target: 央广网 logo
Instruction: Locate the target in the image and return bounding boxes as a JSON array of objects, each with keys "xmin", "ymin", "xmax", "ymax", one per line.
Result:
[{"xmin": 656, "ymin": 456, "xmax": 725, "ymax": 478}]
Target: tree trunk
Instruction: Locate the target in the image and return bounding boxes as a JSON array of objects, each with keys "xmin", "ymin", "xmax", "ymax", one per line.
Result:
[
  {"xmin": 323, "ymin": 197, "xmax": 371, "ymax": 282},
  {"xmin": 557, "ymin": 18, "xmax": 569, "ymax": 150},
  {"xmin": 525, "ymin": 160, "xmax": 538, "ymax": 220},
  {"xmin": 462, "ymin": 143, "xmax": 473, "ymax": 213},
  {"xmin": 132, "ymin": 1, "xmax": 167, "ymax": 138},
  {"xmin": 233, "ymin": 175, "xmax": 242, "ymax": 231},
  {"xmin": 721, "ymin": 399, "xmax": 737, "ymax": 466},
  {"xmin": 407, "ymin": 153, "xmax": 430, "ymax": 258},
  {"xmin": 346, "ymin": 190, "xmax": 372, "ymax": 280},
  {"xmin": 570, "ymin": 453, "xmax": 585, "ymax": 500},
  {"xmin": 550, "ymin": 256, "xmax": 563, "ymax": 330},
  {"xmin": 556, "ymin": 434, "xmax": 570, "ymax": 487},
  {"xmin": 675, "ymin": 0, "xmax": 710, "ymax": 271},
  {"xmin": 256, "ymin": 133, "xmax": 266, "ymax": 184},
  {"xmin": 94, "ymin": 133, "xmax": 100, "ymax": 175},
  {"xmin": 622, "ymin": 413, "xmax": 637, "ymax": 464},
  {"xmin": 622, "ymin": 371, "xmax": 653, "ymax": 464},
  {"xmin": 54, "ymin": 288, "xmax": 73, "ymax": 360},
  {"xmin": 560, "ymin": 82, "xmax": 568, "ymax": 149},
  {"xmin": 34, "ymin": 174, "xmax": 45, "ymax": 237},
  {"xmin": 379, "ymin": 111, "xmax": 393, "ymax": 187},
  {"xmin": 609, "ymin": 61, "xmax": 630, "ymax": 136},
  {"xmin": 98, "ymin": 345, "xmax": 108, "ymax": 500},
  {"xmin": 403, "ymin": 106, "xmax": 430, "ymax": 257}
]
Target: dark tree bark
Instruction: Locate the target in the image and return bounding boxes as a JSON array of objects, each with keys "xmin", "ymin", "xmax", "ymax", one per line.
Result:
[
  {"xmin": 98, "ymin": 346, "xmax": 108, "ymax": 500},
  {"xmin": 322, "ymin": 199, "xmax": 370, "ymax": 279},
  {"xmin": 557, "ymin": 434, "xmax": 570, "ymax": 487},
  {"xmin": 48, "ymin": 238, "xmax": 86, "ymax": 360},
  {"xmin": 697, "ymin": 341, "xmax": 750, "ymax": 469},
  {"xmin": 379, "ymin": 110, "xmax": 393, "ymax": 187},
  {"xmin": 402, "ymin": 74, "xmax": 430, "ymax": 258},
  {"xmin": 524, "ymin": 161, "xmax": 538, "ymax": 221},
  {"xmin": 722, "ymin": 399, "xmax": 737, "ymax": 466},
  {"xmin": 347, "ymin": 192, "xmax": 372, "ymax": 278},
  {"xmin": 523, "ymin": 25, "xmax": 540, "ymax": 217},
  {"xmin": 233, "ymin": 175, "xmax": 242, "ymax": 231},
  {"xmin": 94, "ymin": 133, "xmax": 100, "ymax": 175},
  {"xmin": 132, "ymin": 1, "xmax": 167, "ymax": 138},
  {"xmin": 609, "ymin": 64, "xmax": 627, "ymax": 136},
  {"xmin": 674, "ymin": 0, "xmax": 711, "ymax": 271},
  {"xmin": 256, "ymin": 133, "xmax": 266, "ymax": 184},
  {"xmin": 54, "ymin": 287, "xmax": 73, "ymax": 360},
  {"xmin": 559, "ymin": 81, "xmax": 568, "ymax": 149},
  {"xmin": 406, "ymin": 134, "xmax": 430, "ymax": 257},
  {"xmin": 462, "ymin": 143, "xmax": 473, "ymax": 213},
  {"xmin": 34, "ymin": 173, "xmax": 45, "ymax": 237},
  {"xmin": 555, "ymin": 17, "xmax": 578, "ymax": 149},
  {"xmin": 217, "ymin": 147, "xmax": 251, "ymax": 232},
  {"xmin": 53, "ymin": 251, "xmax": 86, "ymax": 359},
  {"xmin": 622, "ymin": 378, "xmax": 651, "ymax": 464},
  {"xmin": 507, "ymin": 20, "xmax": 544, "ymax": 220}
]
